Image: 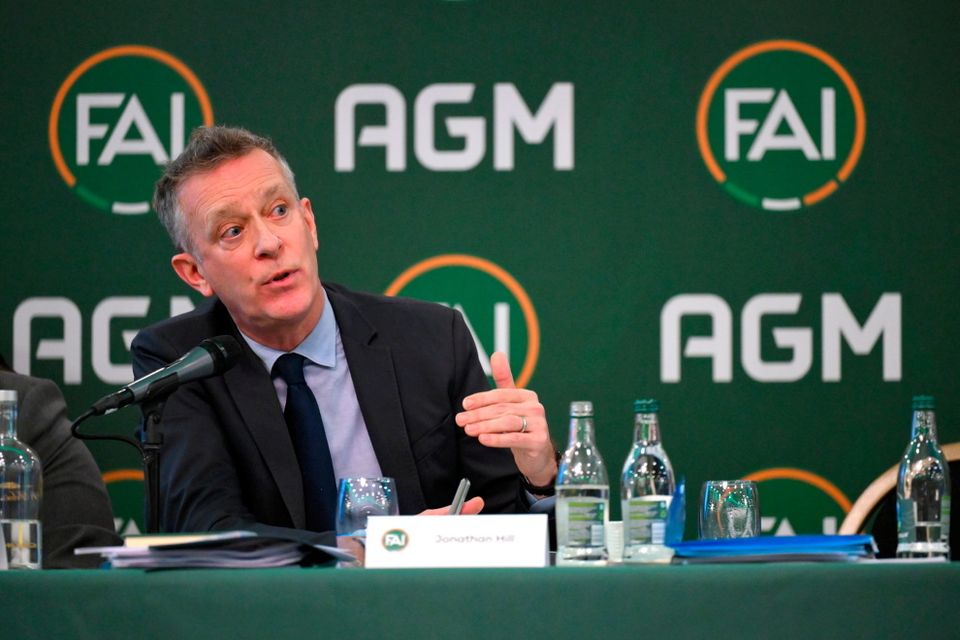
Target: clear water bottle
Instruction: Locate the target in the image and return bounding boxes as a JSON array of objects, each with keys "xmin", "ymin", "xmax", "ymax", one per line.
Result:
[
  {"xmin": 897, "ymin": 395, "xmax": 950, "ymax": 559},
  {"xmin": 0, "ymin": 389, "xmax": 43, "ymax": 569},
  {"xmin": 621, "ymin": 399, "xmax": 675, "ymax": 563},
  {"xmin": 555, "ymin": 401, "xmax": 609, "ymax": 566}
]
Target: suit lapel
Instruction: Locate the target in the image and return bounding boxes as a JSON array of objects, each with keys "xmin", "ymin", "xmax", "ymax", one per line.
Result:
[
  {"xmin": 326, "ymin": 285, "xmax": 427, "ymax": 512},
  {"xmin": 216, "ymin": 308, "xmax": 307, "ymax": 528}
]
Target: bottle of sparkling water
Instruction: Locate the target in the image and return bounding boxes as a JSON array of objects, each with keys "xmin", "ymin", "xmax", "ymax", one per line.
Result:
[
  {"xmin": 0, "ymin": 390, "xmax": 43, "ymax": 569},
  {"xmin": 897, "ymin": 395, "xmax": 950, "ymax": 559},
  {"xmin": 556, "ymin": 401, "xmax": 609, "ymax": 565},
  {"xmin": 621, "ymin": 399, "xmax": 675, "ymax": 563}
]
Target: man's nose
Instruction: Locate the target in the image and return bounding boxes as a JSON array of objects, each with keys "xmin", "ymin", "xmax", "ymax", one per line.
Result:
[{"xmin": 253, "ymin": 222, "xmax": 282, "ymax": 257}]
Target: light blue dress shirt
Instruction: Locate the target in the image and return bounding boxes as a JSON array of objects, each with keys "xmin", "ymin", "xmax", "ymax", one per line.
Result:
[{"xmin": 241, "ymin": 288, "xmax": 384, "ymax": 482}]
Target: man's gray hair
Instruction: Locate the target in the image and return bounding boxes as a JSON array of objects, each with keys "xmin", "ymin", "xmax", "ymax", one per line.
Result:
[{"xmin": 153, "ymin": 125, "xmax": 299, "ymax": 253}]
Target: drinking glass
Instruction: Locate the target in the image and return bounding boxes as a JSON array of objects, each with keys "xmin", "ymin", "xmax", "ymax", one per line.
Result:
[
  {"xmin": 336, "ymin": 477, "xmax": 399, "ymax": 538},
  {"xmin": 699, "ymin": 480, "xmax": 759, "ymax": 539}
]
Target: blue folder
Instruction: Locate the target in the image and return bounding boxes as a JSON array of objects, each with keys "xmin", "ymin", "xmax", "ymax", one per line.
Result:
[{"xmin": 669, "ymin": 534, "xmax": 876, "ymax": 563}]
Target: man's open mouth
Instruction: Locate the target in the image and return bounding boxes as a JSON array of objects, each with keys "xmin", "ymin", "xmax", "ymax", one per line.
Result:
[{"xmin": 267, "ymin": 270, "xmax": 293, "ymax": 284}]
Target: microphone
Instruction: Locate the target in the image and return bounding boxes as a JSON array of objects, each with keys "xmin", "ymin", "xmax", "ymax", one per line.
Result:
[{"xmin": 90, "ymin": 335, "xmax": 243, "ymax": 415}]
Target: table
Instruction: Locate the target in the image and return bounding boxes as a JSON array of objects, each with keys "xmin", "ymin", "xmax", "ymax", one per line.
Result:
[{"xmin": 3, "ymin": 562, "xmax": 958, "ymax": 639}]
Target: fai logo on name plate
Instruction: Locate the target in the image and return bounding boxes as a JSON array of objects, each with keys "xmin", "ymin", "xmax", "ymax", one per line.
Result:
[
  {"xmin": 697, "ymin": 40, "xmax": 865, "ymax": 211},
  {"xmin": 49, "ymin": 45, "xmax": 214, "ymax": 215},
  {"xmin": 382, "ymin": 529, "xmax": 409, "ymax": 551},
  {"xmin": 385, "ymin": 254, "xmax": 540, "ymax": 388}
]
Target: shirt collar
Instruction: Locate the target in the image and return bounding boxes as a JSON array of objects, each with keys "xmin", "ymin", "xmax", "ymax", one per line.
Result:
[{"xmin": 241, "ymin": 287, "xmax": 338, "ymax": 373}]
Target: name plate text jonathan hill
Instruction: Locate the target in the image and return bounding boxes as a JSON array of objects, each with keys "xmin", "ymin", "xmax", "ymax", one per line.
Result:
[{"xmin": 364, "ymin": 514, "xmax": 548, "ymax": 568}]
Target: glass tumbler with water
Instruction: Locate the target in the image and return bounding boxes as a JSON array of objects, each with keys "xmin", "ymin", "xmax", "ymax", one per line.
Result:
[
  {"xmin": 699, "ymin": 480, "xmax": 759, "ymax": 539},
  {"xmin": 336, "ymin": 477, "xmax": 399, "ymax": 538}
]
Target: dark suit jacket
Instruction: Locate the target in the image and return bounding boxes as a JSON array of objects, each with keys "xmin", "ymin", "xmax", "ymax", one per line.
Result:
[
  {"xmin": 0, "ymin": 371, "xmax": 122, "ymax": 567},
  {"xmin": 131, "ymin": 282, "xmax": 526, "ymax": 543}
]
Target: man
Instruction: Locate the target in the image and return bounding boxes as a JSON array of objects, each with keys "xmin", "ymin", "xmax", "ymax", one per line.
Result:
[
  {"xmin": 0, "ymin": 356, "xmax": 122, "ymax": 567},
  {"xmin": 132, "ymin": 126, "xmax": 557, "ymax": 543}
]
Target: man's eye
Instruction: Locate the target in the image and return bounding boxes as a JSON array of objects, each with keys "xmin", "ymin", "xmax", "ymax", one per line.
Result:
[
  {"xmin": 221, "ymin": 226, "xmax": 242, "ymax": 239},
  {"xmin": 274, "ymin": 205, "xmax": 288, "ymax": 217}
]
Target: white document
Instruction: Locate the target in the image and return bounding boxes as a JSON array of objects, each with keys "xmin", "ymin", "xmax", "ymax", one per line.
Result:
[{"xmin": 364, "ymin": 514, "xmax": 548, "ymax": 568}]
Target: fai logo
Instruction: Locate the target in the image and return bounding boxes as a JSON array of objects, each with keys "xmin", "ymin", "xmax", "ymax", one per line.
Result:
[
  {"xmin": 743, "ymin": 468, "xmax": 852, "ymax": 536},
  {"xmin": 385, "ymin": 254, "xmax": 540, "ymax": 387},
  {"xmin": 49, "ymin": 45, "xmax": 214, "ymax": 215},
  {"xmin": 697, "ymin": 40, "xmax": 865, "ymax": 211},
  {"xmin": 382, "ymin": 529, "xmax": 409, "ymax": 551}
]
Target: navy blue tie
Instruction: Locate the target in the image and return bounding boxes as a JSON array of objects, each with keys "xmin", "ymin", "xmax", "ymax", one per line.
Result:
[{"xmin": 272, "ymin": 353, "xmax": 337, "ymax": 532}]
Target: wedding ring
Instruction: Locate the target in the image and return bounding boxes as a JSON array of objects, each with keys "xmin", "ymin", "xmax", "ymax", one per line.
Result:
[{"xmin": 519, "ymin": 415, "xmax": 528, "ymax": 433}]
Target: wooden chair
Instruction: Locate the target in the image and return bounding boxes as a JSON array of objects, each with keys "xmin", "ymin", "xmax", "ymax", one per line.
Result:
[{"xmin": 840, "ymin": 442, "xmax": 959, "ymax": 557}]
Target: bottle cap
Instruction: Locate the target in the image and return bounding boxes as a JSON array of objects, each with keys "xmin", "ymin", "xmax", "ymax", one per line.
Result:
[
  {"xmin": 569, "ymin": 401, "xmax": 593, "ymax": 417},
  {"xmin": 634, "ymin": 398, "xmax": 659, "ymax": 413},
  {"xmin": 0, "ymin": 389, "xmax": 17, "ymax": 403},
  {"xmin": 912, "ymin": 395, "xmax": 935, "ymax": 410}
]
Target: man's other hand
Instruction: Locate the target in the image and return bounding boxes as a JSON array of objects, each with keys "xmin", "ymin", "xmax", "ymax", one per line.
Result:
[{"xmin": 456, "ymin": 352, "xmax": 558, "ymax": 488}]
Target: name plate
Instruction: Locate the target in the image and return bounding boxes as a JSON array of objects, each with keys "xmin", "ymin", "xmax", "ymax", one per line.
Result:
[{"xmin": 364, "ymin": 514, "xmax": 548, "ymax": 568}]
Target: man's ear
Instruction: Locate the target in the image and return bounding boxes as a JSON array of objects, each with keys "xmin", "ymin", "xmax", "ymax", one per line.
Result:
[
  {"xmin": 171, "ymin": 252, "xmax": 214, "ymax": 297},
  {"xmin": 302, "ymin": 197, "xmax": 319, "ymax": 251}
]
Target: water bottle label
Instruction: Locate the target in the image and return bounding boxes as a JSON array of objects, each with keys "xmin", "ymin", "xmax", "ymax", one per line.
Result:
[
  {"xmin": 590, "ymin": 524, "xmax": 605, "ymax": 547},
  {"xmin": 565, "ymin": 500, "xmax": 606, "ymax": 546},
  {"xmin": 1, "ymin": 519, "xmax": 41, "ymax": 569},
  {"xmin": 624, "ymin": 496, "xmax": 671, "ymax": 545},
  {"xmin": 896, "ymin": 497, "xmax": 916, "ymax": 538},
  {"xmin": 0, "ymin": 481, "xmax": 40, "ymax": 504}
]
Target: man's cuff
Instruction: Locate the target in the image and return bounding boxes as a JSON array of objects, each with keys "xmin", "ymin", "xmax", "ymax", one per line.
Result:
[
  {"xmin": 520, "ymin": 446, "xmax": 561, "ymax": 500},
  {"xmin": 520, "ymin": 474, "xmax": 556, "ymax": 497}
]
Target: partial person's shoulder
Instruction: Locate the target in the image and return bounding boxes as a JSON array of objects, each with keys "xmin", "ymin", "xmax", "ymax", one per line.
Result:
[
  {"xmin": 0, "ymin": 370, "xmax": 63, "ymax": 402},
  {"xmin": 0, "ymin": 370, "xmax": 71, "ymax": 442}
]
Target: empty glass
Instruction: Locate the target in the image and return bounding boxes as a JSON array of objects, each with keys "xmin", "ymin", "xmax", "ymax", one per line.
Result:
[
  {"xmin": 335, "ymin": 477, "xmax": 399, "ymax": 538},
  {"xmin": 699, "ymin": 480, "xmax": 760, "ymax": 539}
]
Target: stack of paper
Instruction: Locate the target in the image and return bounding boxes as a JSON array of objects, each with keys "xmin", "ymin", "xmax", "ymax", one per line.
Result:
[
  {"xmin": 669, "ymin": 534, "xmax": 877, "ymax": 563},
  {"xmin": 76, "ymin": 530, "xmax": 352, "ymax": 569}
]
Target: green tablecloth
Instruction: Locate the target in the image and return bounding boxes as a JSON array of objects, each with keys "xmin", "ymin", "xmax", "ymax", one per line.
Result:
[{"xmin": 3, "ymin": 562, "xmax": 958, "ymax": 639}]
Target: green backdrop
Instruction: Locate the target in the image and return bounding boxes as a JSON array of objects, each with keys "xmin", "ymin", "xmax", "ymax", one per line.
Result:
[{"xmin": 2, "ymin": 1, "xmax": 957, "ymax": 538}]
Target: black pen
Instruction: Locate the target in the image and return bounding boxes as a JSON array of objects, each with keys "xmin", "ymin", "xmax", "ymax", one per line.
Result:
[{"xmin": 448, "ymin": 478, "xmax": 471, "ymax": 515}]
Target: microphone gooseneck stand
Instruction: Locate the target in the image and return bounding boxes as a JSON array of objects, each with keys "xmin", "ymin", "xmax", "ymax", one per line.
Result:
[
  {"xmin": 72, "ymin": 373, "xmax": 181, "ymax": 534},
  {"xmin": 138, "ymin": 395, "xmax": 167, "ymax": 534}
]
